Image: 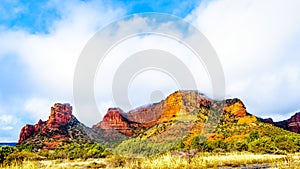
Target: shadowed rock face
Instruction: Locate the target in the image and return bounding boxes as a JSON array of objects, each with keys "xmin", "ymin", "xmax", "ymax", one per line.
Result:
[
  {"xmin": 275, "ymin": 113, "xmax": 300, "ymax": 133},
  {"xmin": 18, "ymin": 124, "xmax": 37, "ymax": 144},
  {"xmin": 260, "ymin": 113, "xmax": 300, "ymax": 134},
  {"xmin": 287, "ymin": 113, "xmax": 300, "ymax": 133},
  {"xmin": 260, "ymin": 118, "xmax": 274, "ymax": 124}
]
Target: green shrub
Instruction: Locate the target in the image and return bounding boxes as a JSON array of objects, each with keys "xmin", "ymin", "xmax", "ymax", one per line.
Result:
[
  {"xmin": 4, "ymin": 151, "xmax": 42, "ymax": 165},
  {"xmin": 248, "ymin": 137, "xmax": 278, "ymax": 154},
  {"xmin": 17, "ymin": 144, "xmax": 33, "ymax": 152},
  {"xmin": 249, "ymin": 130, "xmax": 259, "ymax": 141},
  {"xmin": 0, "ymin": 146, "xmax": 16, "ymax": 163},
  {"xmin": 106, "ymin": 155, "xmax": 126, "ymax": 168},
  {"xmin": 47, "ymin": 143, "xmax": 107, "ymax": 160}
]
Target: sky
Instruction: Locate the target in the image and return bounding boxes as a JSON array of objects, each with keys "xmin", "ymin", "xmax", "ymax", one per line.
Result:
[{"xmin": 0, "ymin": 0, "xmax": 300, "ymax": 142}]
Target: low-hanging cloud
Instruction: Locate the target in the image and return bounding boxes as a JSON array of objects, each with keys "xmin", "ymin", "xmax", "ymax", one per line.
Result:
[
  {"xmin": 188, "ymin": 0, "xmax": 300, "ymax": 120},
  {"xmin": 1, "ymin": 0, "xmax": 300, "ymax": 142},
  {"xmin": 0, "ymin": 0, "xmax": 125, "ymax": 140}
]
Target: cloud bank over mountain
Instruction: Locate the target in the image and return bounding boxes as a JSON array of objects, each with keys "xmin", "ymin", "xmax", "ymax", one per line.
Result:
[{"xmin": 0, "ymin": 0, "xmax": 300, "ymax": 141}]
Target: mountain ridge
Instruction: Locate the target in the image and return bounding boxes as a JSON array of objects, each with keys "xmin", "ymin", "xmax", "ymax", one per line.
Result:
[
  {"xmin": 18, "ymin": 90, "xmax": 300, "ymax": 153},
  {"xmin": 259, "ymin": 112, "xmax": 300, "ymax": 133}
]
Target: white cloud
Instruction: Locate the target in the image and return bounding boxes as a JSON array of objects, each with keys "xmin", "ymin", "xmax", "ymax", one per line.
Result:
[
  {"xmin": 1, "ymin": 0, "xmax": 300, "ymax": 139},
  {"xmin": 0, "ymin": 0, "xmax": 125, "ymax": 136},
  {"xmin": 94, "ymin": 30, "xmax": 212, "ymax": 119},
  {"xmin": 0, "ymin": 0, "xmax": 125, "ymax": 100},
  {"xmin": 188, "ymin": 0, "xmax": 300, "ymax": 119},
  {"xmin": 23, "ymin": 98, "xmax": 53, "ymax": 121},
  {"xmin": 0, "ymin": 115, "xmax": 13, "ymax": 124},
  {"xmin": 0, "ymin": 115, "xmax": 16, "ymax": 131}
]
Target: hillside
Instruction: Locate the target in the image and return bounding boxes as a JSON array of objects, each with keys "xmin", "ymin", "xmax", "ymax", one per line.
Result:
[
  {"xmin": 18, "ymin": 90, "xmax": 300, "ymax": 156},
  {"xmin": 260, "ymin": 113, "xmax": 300, "ymax": 133}
]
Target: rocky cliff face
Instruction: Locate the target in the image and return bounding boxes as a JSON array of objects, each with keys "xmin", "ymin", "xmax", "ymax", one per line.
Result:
[
  {"xmin": 46, "ymin": 103, "xmax": 73, "ymax": 127},
  {"xmin": 286, "ymin": 113, "xmax": 300, "ymax": 133},
  {"xmin": 18, "ymin": 90, "xmax": 300, "ymax": 154},
  {"xmin": 18, "ymin": 103, "xmax": 100, "ymax": 150},
  {"xmin": 261, "ymin": 112, "xmax": 300, "ymax": 134},
  {"xmin": 19, "ymin": 91, "xmax": 252, "ymax": 148},
  {"xmin": 92, "ymin": 91, "xmax": 191, "ymax": 137},
  {"xmin": 23, "ymin": 90, "xmax": 297, "ymax": 152},
  {"xmin": 92, "ymin": 91, "xmax": 252, "ymax": 139},
  {"xmin": 92, "ymin": 108, "xmax": 141, "ymax": 136},
  {"xmin": 92, "ymin": 91, "xmax": 183, "ymax": 137}
]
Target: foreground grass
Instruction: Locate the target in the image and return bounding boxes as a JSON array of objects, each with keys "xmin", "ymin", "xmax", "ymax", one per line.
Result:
[{"xmin": 1, "ymin": 152, "xmax": 300, "ymax": 169}]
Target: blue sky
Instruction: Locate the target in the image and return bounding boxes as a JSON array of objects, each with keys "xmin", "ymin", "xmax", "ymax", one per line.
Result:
[
  {"xmin": 0, "ymin": 0, "xmax": 200, "ymax": 33},
  {"xmin": 0, "ymin": 0, "xmax": 202, "ymax": 142},
  {"xmin": 1, "ymin": 0, "xmax": 300, "ymax": 142}
]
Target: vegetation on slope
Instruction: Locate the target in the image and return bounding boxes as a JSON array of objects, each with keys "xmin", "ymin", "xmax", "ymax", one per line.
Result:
[
  {"xmin": 186, "ymin": 120, "xmax": 300, "ymax": 154},
  {"xmin": 0, "ymin": 143, "xmax": 108, "ymax": 166}
]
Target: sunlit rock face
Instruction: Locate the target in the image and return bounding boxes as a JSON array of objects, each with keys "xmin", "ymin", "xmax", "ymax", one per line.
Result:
[
  {"xmin": 92, "ymin": 91, "xmax": 250, "ymax": 138},
  {"xmin": 18, "ymin": 103, "xmax": 98, "ymax": 150},
  {"xmin": 92, "ymin": 91, "xmax": 188, "ymax": 137},
  {"xmin": 19, "ymin": 103, "xmax": 74, "ymax": 144},
  {"xmin": 18, "ymin": 91, "xmax": 254, "ymax": 148},
  {"xmin": 92, "ymin": 108, "xmax": 136, "ymax": 136},
  {"xmin": 46, "ymin": 103, "xmax": 73, "ymax": 127},
  {"xmin": 224, "ymin": 99, "xmax": 247, "ymax": 119}
]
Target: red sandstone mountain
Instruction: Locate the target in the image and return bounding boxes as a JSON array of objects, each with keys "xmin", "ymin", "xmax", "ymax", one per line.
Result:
[
  {"xmin": 19, "ymin": 91, "xmax": 248, "ymax": 150},
  {"xmin": 260, "ymin": 112, "xmax": 300, "ymax": 133},
  {"xmin": 19, "ymin": 103, "xmax": 73, "ymax": 143},
  {"xmin": 18, "ymin": 103, "xmax": 102, "ymax": 150},
  {"xmin": 92, "ymin": 91, "xmax": 252, "ymax": 141},
  {"xmin": 18, "ymin": 90, "xmax": 300, "ymax": 151}
]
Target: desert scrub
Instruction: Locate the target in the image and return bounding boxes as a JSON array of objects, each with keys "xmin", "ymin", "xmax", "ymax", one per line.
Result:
[
  {"xmin": 1, "ymin": 153, "xmax": 300, "ymax": 168},
  {"xmin": 0, "ymin": 160, "xmax": 39, "ymax": 169},
  {"xmin": 127, "ymin": 152, "xmax": 299, "ymax": 169},
  {"xmin": 0, "ymin": 147, "xmax": 16, "ymax": 164},
  {"xmin": 47, "ymin": 142, "xmax": 107, "ymax": 160},
  {"xmin": 3, "ymin": 151, "xmax": 44, "ymax": 166}
]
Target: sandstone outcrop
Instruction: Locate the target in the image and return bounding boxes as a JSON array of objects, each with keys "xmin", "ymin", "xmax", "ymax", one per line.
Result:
[
  {"xmin": 92, "ymin": 91, "xmax": 251, "ymax": 139},
  {"xmin": 18, "ymin": 103, "xmax": 100, "ymax": 150},
  {"xmin": 260, "ymin": 112, "xmax": 300, "ymax": 134},
  {"xmin": 21, "ymin": 90, "xmax": 300, "ymax": 151}
]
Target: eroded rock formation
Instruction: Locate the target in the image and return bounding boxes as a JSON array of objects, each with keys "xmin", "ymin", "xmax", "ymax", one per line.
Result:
[
  {"xmin": 18, "ymin": 103, "xmax": 99, "ymax": 150},
  {"xmin": 262, "ymin": 112, "xmax": 300, "ymax": 133}
]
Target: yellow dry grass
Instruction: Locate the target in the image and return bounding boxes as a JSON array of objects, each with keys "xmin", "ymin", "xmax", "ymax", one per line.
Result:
[{"xmin": 1, "ymin": 152, "xmax": 300, "ymax": 169}]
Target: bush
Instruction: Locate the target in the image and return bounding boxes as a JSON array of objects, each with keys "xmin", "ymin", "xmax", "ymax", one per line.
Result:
[
  {"xmin": 248, "ymin": 137, "xmax": 278, "ymax": 154},
  {"xmin": 249, "ymin": 130, "xmax": 259, "ymax": 141},
  {"xmin": 276, "ymin": 141, "xmax": 296, "ymax": 153},
  {"xmin": 0, "ymin": 146, "xmax": 16, "ymax": 163},
  {"xmin": 4, "ymin": 151, "xmax": 42, "ymax": 165},
  {"xmin": 47, "ymin": 143, "xmax": 107, "ymax": 160},
  {"xmin": 106, "ymin": 155, "xmax": 126, "ymax": 168},
  {"xmin": 234, "ymin": 141, "xmax": 248, "ymax": 151},
  {"xmin": 17, "ymin": 144, "xmax": 33, "ymax": 152}
]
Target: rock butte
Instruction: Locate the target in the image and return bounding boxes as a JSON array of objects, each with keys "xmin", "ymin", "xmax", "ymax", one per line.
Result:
[{"xmin": 19, "ymin": 103, "xmax": 73, "ymax": 143}]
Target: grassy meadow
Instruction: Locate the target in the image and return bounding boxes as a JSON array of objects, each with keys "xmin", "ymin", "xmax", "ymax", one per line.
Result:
[{"xmin": 1, "ymin": 152, "xmax": 300, "ymax": 169}]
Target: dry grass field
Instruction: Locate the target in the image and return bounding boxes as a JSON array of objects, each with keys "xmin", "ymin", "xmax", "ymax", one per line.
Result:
[{"xmin": 1, "ymin": 152, "xmax": 300, "ymax": 169}]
